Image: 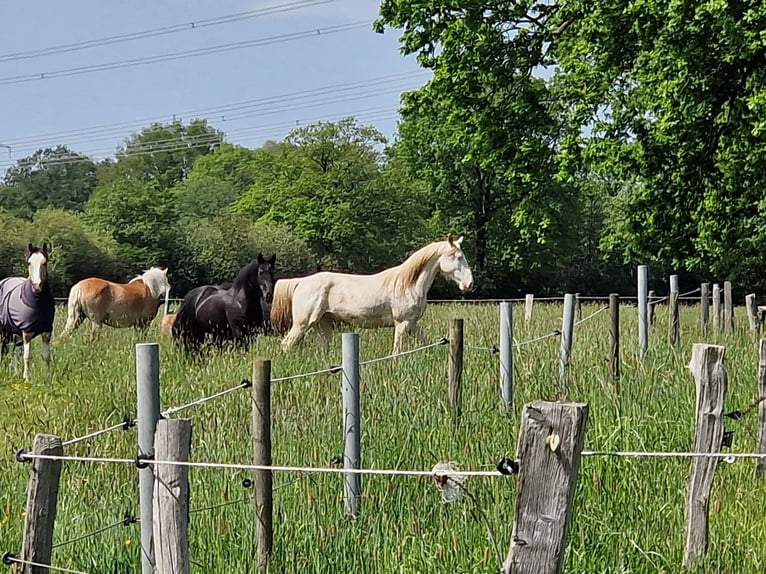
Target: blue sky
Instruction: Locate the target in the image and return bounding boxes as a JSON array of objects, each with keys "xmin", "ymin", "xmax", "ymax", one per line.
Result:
[{"xmin": 0, "ymin": 0, "xmax": 429, "ymax": 173}]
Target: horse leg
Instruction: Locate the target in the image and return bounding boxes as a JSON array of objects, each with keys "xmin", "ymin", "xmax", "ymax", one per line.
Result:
[
  {"xmin": 21, "ymin": 332, "xmax": 33, "ymax": 380},
  {"xmin": 392, "ymin": 321, "xmax": 408, "ymax": 355},
  {"xmin": 281, "ymin": 296, "xmax": 327, "ymax": 351},
  {"xmin": 41, "ymin": 332, "xmax": 52, "ymax": 378},
  {"xmin": 315, "ymin": 317, "xmax": 334, "ymax": 353},
  {"xmin": 409, "ymin": 322, "xmax": 430, "ymax": 345}
]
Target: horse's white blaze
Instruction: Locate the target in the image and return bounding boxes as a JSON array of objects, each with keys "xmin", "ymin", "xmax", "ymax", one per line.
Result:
[{"xmin": 27, "ymin": 251, "xmax": 47, "ymax": 292}]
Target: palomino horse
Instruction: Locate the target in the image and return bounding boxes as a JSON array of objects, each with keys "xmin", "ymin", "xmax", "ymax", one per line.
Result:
[
  {"xmin": 171, "ymin": 254, "xmax": 276, "ymax": 352},
  {"xmin": 271, "ymin": 236, "xmax": 474, "ymax": 354},
  {"xmin": 0, "ymin": 244, "xmax": 55, "ymax": 379},
  {"xmin": 161, "ymin": 254, "xmax": 277, "ymax": 336},
  {"xmin": 63, "ymin": 267, "xmax": 171, "ymax": 336}
]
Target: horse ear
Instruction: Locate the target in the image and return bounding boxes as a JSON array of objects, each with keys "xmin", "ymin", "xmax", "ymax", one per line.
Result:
[
  {"xmin": 42, "ymin": 243, "xmax": 49, "ymax": 254},
  {"xmin": 257, "ymin": 253, "xmax": 265, "ymax": 263},
  {"xmin": 162, "ymin": 267, "xmax": 168, "ymax": 275},
  {"xmin": 454, "ymin": 235, "xmax": 464, "ymax": 247},
  {"xmin": 268, "ymin": 254, "xmax": 276, "ymax": 265},
  {"xmin": 447, "ymin": 234, "xmax": 455, "ymax": 246},
  {"xmin": 28, "ymin": 243, "xmax": 34, "ymax": 253}
]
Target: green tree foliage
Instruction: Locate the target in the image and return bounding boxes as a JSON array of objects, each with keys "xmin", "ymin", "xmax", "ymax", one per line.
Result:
[
  {"xmin": 235, "ymin": 118, "xmax": 431, "ymax": 271},
  {"xmin": 0, "ymin": 209, "xmax": 30, "ymax": 277},
  {"xmin": 0, "ymin": 146, "xmax": 98, "ymax": 219},
  {"xmin": 550, "ymin": 0, "xmax": 766, "ymax": 289}
]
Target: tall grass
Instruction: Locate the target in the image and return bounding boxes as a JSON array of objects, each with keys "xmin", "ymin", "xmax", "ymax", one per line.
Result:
[{"xmin": 1, "ymin": 301, "xmax": 765, "ymax": 573}]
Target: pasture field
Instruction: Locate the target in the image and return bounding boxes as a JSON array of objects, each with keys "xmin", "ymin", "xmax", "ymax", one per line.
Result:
[{"xmin": 1, "ymin": 301, "xmax": 765, "ymax": 573}]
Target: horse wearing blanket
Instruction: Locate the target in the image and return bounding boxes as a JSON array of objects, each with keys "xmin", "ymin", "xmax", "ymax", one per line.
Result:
[{"xmin": 0, "ymin": 244, "xmax": 55, "ymax": 379}]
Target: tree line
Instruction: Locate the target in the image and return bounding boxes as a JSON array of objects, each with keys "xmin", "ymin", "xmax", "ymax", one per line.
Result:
[{"xmin": 3, "ymin": 1, "xmax": 765, "ymax": 299}]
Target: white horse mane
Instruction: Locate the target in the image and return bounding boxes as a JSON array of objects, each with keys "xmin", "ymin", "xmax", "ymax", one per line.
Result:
[
  {"xmin": 381, "ymin": 240, "xmax": 456, "ymax": 295},
  {"xmin": 130, "ymin": 267, "xmax": 170, "ymax": 298}
]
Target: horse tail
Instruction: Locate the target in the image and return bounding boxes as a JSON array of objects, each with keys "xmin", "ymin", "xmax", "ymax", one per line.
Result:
[
  {"xmin": 270, "ymin": 278, "xmax": 300, "ymax": 334},
  {"xmin": 63, "ymin": 283, "xmax": 85, "ymax": 335},
  {"xmin": 160, "ymin": 313, "xmax": 176, "ymax": 336},
  {"xmin": 171, "ymin": 297, "xmax": 202, "ymax": 352}
]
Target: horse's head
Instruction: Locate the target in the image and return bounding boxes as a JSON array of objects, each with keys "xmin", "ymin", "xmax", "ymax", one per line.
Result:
[
  {"xmin": 255, "ymin": 253, "xmax": 277, "ymax": 303},
  {"xmin": 140, "ymin": 267, "xmax": 171, "ymax": 299},
  {"xmin": 27, "ymin": 243, "xmax": 49, "ymax": 293},
  {"xmin": 438, "ymin": 235, "xmax": 474, "ymax": 293}
]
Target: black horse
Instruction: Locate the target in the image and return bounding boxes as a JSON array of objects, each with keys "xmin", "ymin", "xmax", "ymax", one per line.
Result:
[{"xmin": 172, "ymin": 254, "xmax": 276, "ymax": 352}]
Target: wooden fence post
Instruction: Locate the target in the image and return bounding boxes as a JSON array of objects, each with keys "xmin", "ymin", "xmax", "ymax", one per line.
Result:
[
  {"xmin": 609, "ymin": 294, "xmax": 620, "ymax": 379},
  {"xmin": 19, "ymin": 434, "xmax": 62, "ymax": 574},
  {"xmin": 342, "ymin": 332, "xmax": 362, "ymax": 518},
  {"xmin": 524, "ymin": 294, "xmax": 534, "ymax": 327},
  {"xmin": 500, "ymin": 302, "xmax": 514, "ymax": 408},
  {"xmin": 559, "ymin": 294, "xmax": 575, "ymax": 393},
  {"xmin": 153, "ymin": 419, "xmax": 191, "ymax": 574},
  {"xmin": 648, "ymin": 290, "xmax": 657, "ymax": 327},
  {"xmin": 668, "ymin": 290, "xmax": 680, "ymax": 350},
  {"xmin": 683, "ymin": 343, "xmax": 728, "ymax": 569},
  {"xmin": 136, "ymin": 343, "xmax": 160, "ymax": 574},
  {"xmin": 448, "ymin": 319, "xmax": 464, "ymax": 419},
  {"xmin": 251, "ymin": 358, "xmax": 273, "ymax": 569},
  {"xmin": 638, "ymin": 265, "xmax": 649, "ymax": 358},
  {"xmin": 757, "ymin": 339, "xmax": 766, "ymax": 479},
  {"xmin": 700, "ymin": 283, "xmax": 710, "ymax": 336},
  {"xmin": 745, "ymin": 294, "xmax": 759, "ymax": 339},
  {"xmin": 575, "ymin": 293, "xmax": 582, "ymax": 321},
  {"xmin": 723, "ymin": 281, "xmax": 733, "ymax": 333},
  {"xmin": 503, "ymin": 401, "xmax": 588, "ymax": 574}
]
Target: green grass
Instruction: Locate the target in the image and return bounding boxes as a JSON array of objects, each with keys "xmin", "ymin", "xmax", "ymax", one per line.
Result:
[{"xmin": 1, "ymin": 301, "xmax": 765, "ymax": 573}]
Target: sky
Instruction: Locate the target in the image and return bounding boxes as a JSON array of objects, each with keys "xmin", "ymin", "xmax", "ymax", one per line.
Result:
[{"xmin": 0, "ymin": 0, "xmax": 430, "ymax": 174}]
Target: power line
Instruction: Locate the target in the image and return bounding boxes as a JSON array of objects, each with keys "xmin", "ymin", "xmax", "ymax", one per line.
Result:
[
  {"xmin": 0, "ymin": 0, "xmax": 336, "ymax": 63},
  {"xmin": 2, "ymin": 71, "xmax": 427, "ymax": 147},
  {"xmin": 0, "ymin": 21, "xmax": 371, "ymax": 86}
]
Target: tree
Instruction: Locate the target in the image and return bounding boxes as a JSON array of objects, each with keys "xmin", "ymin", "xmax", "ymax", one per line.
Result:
[
  {"xmin": 1, "ymin": 146, "xmax": 98, "ymax": 219},
  {"xmin": 550, "ymin": 0, "xmax": 766, "ymax": 290},
  {"xmin": 235, "ymin": 118, "xmax": 431, "ymax": 271}
]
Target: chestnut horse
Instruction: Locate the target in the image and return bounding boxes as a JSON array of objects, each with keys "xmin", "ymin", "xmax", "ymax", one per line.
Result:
[
  {"xmin": 63, "ymin": 267, "xmax": 170, "ymax": 336},
  {"xmin": 0, "ymin": 244, "xmax": 55, "ymax": 379},
  {"xmin": 270, "ymin": 236, "xmax": 474, "ymax": 354}
]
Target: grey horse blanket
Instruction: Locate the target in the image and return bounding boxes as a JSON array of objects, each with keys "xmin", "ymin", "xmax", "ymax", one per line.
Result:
[{"xmin": 0, "ymin": 277, "xmax": 55, "ymax": 336}]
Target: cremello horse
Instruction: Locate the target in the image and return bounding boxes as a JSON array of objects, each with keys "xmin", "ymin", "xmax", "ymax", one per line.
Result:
[
  {"xmin": 0, "ymin": 244, "xmax": 55, "ymax": 379},
  {"xmin": 63, "ymin": 267, "xmax": 170, "ymax": 337},
  {"xmin": 270, "ymin": 236, "xmax": 474, "ymax": 354}
]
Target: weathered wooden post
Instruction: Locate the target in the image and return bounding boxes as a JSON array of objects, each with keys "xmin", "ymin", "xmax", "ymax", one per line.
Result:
[
  {"xmin": 251, "ymin": 358, "xmax": 273, "ymax": 569},
  {"xmin": 683, "ymin": 343, "xmax": 727, "ymax": 569},
  {"xmin": 19, "ymin": 434, "xmax": 63, "ymax": 574},
  {"xmin": 700, "ymin": 283, "xmax": 710, "ymax": 336},
  {"xmin": 609, "ymin": 294, "xmax": 620, "ymax": 379},
  {"xmin": 638, "ymin": 265, "xmax": 649, "ymax": 358},
  {"xmin": 575, "ymin": 293, "xmax": 582, "ymax": 321},
  {"xmin": 668, "ymin": 290, "xmax": 680, "ymax": 350},
  {"xmin": 448, "ymin": 319, "xmax": 464, "ymax": 419},
  {"xmin": 745, "ymin": 294, "xmax": 759, "ymax": 339},
  {"xmin": 712, "ymin": 283, "xmax": 721, "ymax": 332},
  {"xmin": 723, "ymin": 281, "xmax": 733, "ymax": 333},
  {"xmin": 153, "ymin": 419, "xmax": 191, "ymax": 574},
  {"xmin": 342, "ymin": 332, "xmax": 361, "ymax": 518},
  {"xmin": 757, "ymin": 339, "xmax": 766, "ymax": 479},
  {"xmin": 500, "ymin": 302, "xmax": 514, "ymax": 408},
  {"xmin": 136, "ymin": 343, "xmax": 160, "ymax": 574},
  {"xmin": 559, "ymin": 294, "xmax": 575, "ymax": 393},
  {"xmin": 648, "ymin": 290, "xmax": 657, "ymax": 327},
  {"xmin": 524, "ymin": 294, "xmax": 534, "ymax": 327},
  {"xmin": 503, "ymin": 401, "xmax": 588, "ymax": 574}
]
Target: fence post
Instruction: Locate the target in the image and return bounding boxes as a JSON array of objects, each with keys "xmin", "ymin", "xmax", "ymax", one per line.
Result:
[
  {"xmin": 500, "ymin": 302, "xmax": 514, "ymax": 408},
  {"xmin": 503, "ymin": 401, "xmax": 588, "ymax": 574},
  {"xmin": 448, "ymin": 319, "xmax": 464, "ymax": 419},
  {"xmin": 342, "ymin": 333, "xmax": 361, "ymax": 518},
  {"xmin": 575, "ymin": 293, "xmax": 582, "ymax": 321},
  {"xmin": 136, "ymin": 343, "xmax": 160, "ymax": 574},
  {"xmin": 683, "ymin": 343, "xmax": 727, "ymax": 569},
  {"xmin": 609, "ymin": 294, "xmax": 620, "ymax": 379},
  {"xmin": 757, "ymin": 339, "xmax": 766, "ymax": 479},
  {"xmin": 712, "ymin": 283, "xmax": 721, "ymax": 333},
  {"xmin": 163, "ymin": 287, "xmax": 171, "ymax": 317},
  {"xmin": 723, "ymin": 281, "xmax": 733, "ymax": 333},
  {"xmin": 251, "ymin": 358, "xmax": 273, "ymax": 569},
  {"xmin": 559, "ymin": 294, "xmax": 575, "ymax": 394},
  {"xmin": 700, "ymin": 283, "xmax": 710, "ymax": 336},
  {"xmin": 648, "ymin": 290, "xmax": 656, "ymax": 327},
  {"xmin": 153, "ymin": 419, "xmax": 191, "ymax": 574},
  {"xmin": 745, "ymin": 294, "xmax": 759, "ymax": 339},
  {"xmin": 668, "ymin": 290, "xmax": 680, "ymax": 350},
  {"xmin": 524, "ymin": 294, "xmax": 534, "ymax": 327},
  {"xmin": 670, "ymin": 274, "xmax": 679, "ymax": 294},
  {"xmin": 19, "ymin": 434, "xmax": 62, "ymax": 574},
  {"xmin": 638, "ymin": 265, "xmax": 649, "ymax": 358}
]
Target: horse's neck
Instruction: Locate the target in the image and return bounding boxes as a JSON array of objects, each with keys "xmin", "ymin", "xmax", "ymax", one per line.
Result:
[{"xmin": 400, "ymin": 254, "xmax": 441, "ymax": 300}]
